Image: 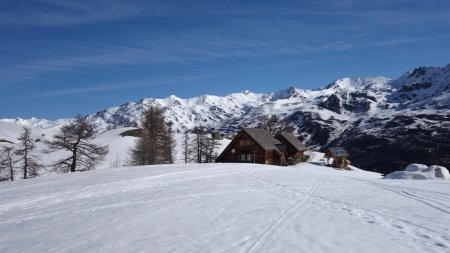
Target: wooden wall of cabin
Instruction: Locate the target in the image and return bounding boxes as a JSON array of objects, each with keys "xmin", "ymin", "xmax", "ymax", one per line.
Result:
[
  {"xmin": 265, "ymin": 150, "xmax": 283, "ymax": 165},
  {"xmin": 332, "ymin": 157, "xmax": 348, "ymax": 168}
]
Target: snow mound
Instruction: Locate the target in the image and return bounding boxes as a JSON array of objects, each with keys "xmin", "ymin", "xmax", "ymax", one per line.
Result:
[
  {"xmin": 384, "ymin": 164, "xmax": 450, "ymax": 180},
  {"xmin": 404, "ymin": 164, "xmax": 429, "ymax": 172}
]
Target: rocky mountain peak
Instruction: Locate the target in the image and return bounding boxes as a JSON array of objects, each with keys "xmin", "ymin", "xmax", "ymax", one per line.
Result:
[{"xmin": 271, "ymin": 86, "xmax": 300, "ymax": 101}]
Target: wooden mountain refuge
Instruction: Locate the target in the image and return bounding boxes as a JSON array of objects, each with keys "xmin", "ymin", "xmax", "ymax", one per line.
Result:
[
  {"xmin": 324, "ymin": 147, "xmax": 350, "ymax": 169},
  {"xmin": 216, "ymin": 128, "xmax": 307, "ymax": 166},
  {"xmin": 215, "ymin": 128, "xmax": 284, "ymax": 165}
]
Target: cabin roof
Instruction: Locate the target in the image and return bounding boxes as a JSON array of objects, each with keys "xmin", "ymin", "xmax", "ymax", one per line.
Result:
[
  {"xmin": 277, "ymin": 132, "xmax": 307, "ymax": 151},
  {"xmin": 325, "ymin": 147, "xmax": 349, "ymax": 158},
  {"xmin": 243, "ymin": 128, "xmax": 282, "ymax": 152}
]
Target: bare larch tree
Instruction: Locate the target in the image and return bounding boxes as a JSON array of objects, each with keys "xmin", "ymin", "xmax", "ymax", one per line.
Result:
[
  {"xmin": 0, "ymin": 146, "xmax": 15, "ymax": 181},
  {"xmin": 190, "ymin": 126, "xmax": 219, "ymax": 163},
  {"xmin": 15, "ymin": 127, "xmax": 41, "ymax": 179},
  {"xmin": 129, "ymin": 106, "xmax": 174, "ymax": 165},
  {"xmin": 47, "ymin": 116, "xmax": 108, "ymax": 173},
  {"xmin": 182, "ymin": 131, "xmax": 192, "ymax": 163}
]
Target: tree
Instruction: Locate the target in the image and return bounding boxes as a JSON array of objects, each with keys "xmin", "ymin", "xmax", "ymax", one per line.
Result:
[
  {"xmin": 15, "ymin": 127, "xmax": 41, "ymax": 179},
  {"xmin": 110, "ymin": 153, "xmax": 121, "ymax": 168},
  {"xmin": 182, "ymin": 132, "xmax": 192, "ymax": 163},
  {"xmin": 0, "ymin": 146, "xmax": 15, "ymax": 181},
  {"xmin": 47, "ymin": 116, "xmax": 108, "ymax": 173},
  {"xmin": 163, "ymin": 124, "xmax": 176, "ymax": 164},
  {"xmin": 129, "ymin": 106, "xmax": 174, "ymax": 165},
  {"xmin": 204, "ymin": 135, "xmax": 219, "ymax": 163},
  {"xmin": 191, "ymin": 126, "xmax": 219, "ymax": 163},
  {"xmin": 129, "ymin": 136, "xmax": 147, "ymax": 166},
  {"xmin": 192, "ymin": 126, "xmax": 206, "ymax": 163}
]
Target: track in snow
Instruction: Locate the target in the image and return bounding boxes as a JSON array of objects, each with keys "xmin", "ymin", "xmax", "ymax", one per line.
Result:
[{"xmin": 246, "ymin": 177, "xmax": 327, "ymax": 253}]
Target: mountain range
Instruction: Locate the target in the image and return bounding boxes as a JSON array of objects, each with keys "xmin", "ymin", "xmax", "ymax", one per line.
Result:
[{"xmin": 2, "ymin": 64, "xmax": 449, "ymax": 174}]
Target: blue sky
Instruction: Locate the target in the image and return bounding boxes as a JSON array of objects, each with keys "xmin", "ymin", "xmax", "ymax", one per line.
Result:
[{"xmin": 1, "ymin": 0, "xmax": 449, "ymax": 119}]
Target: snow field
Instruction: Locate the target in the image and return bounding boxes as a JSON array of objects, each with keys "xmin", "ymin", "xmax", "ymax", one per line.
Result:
[{"xmin": 1, "ymin": 162, "xmax": 449, "ymax": 253}]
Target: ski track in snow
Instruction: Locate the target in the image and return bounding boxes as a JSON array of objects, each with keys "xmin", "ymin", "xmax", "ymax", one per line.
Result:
[
  {"xmin": 0, "ymin": 166, "xmax": 227, "ymax": 213},
  {"xmin": 368, "ymin": 181, "xmax": 450, "ymax": 215},
  {"xmin": 339, "ymin": 178, "xmax": 450, "ymax": 249},
  {"xmin": 245, "ymin": 176, "xmax": 327, "ymax": 253},
  {"xmin": 245, "ymin": 170, "xmax": 450, "ymax": 252},
  {"xmin": 0, "ymin": 163, "xmax": 449, "ymax": 253}
]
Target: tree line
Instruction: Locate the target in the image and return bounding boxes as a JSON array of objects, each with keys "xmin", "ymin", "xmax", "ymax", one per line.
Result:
[
  {"xmin": 0, "ymin": 116, "xmax": 109, "ymax": 182},
  {"xmin": 128, "ymin": 106, "xmax": 220, "ymax": 165},
  {"xmin": 0, "ymin": 106, "xmax": 221, "ymax": 182}
]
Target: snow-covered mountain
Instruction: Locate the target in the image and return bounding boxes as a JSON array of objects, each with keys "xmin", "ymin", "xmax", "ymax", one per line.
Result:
[{"xmin": 2, "ymin": 64, "xmax": 449, "ymax": 173}]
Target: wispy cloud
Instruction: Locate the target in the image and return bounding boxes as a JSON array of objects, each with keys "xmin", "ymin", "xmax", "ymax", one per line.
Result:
[
  {"xmin": 316, "ymin": 32, "xmax": 370, "ymax": 51},
  {"xmin": 2, "ymin": 27, "xmax": 449, "ymax": 87},
  {"xmin": 22, "ymin": 74, "xmax": 212, "ymax": 99},
  {"xmin": 1, "ymin": 0, "xmax": 449, "ymax": 88},
  {"xmin": 0, "ymin": 0, "xmax": 154, "ymax": 27}
]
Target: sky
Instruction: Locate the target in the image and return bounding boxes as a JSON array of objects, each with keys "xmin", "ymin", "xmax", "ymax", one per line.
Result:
[{"xmin": 1, "ymin": 0, "xmax": 450, "ymax": 119}]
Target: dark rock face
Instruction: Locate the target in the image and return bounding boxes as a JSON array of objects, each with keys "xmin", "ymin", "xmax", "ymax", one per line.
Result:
[
  {"xmin": 319, "ymin": 94, "xmax": 342, "ymax": 114},
  {"xmin": 289, "ymin": 112, "xmax": 334, "ymax": 146},
  {"xmin": 409, "ymin": 67, "xmax": 427, "ymax": 78},
  {"xmin": 326, "ymin": 114, "xmax": 450, "ymax": 174},
  {"xmin": 399, "ymin": 82, "xmax": 433, "ymax": 92}
]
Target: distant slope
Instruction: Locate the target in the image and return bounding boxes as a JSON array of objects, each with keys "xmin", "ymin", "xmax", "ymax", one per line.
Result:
[
  {"xmin": 1, "ymin": 163, "xmax": 449, "ymax": 253},
  {"xmin": 2, "ymin": 64, "xmax": 449, "ymax": 173},
  {"xmin": 0, "ymin": 121, "xmax": 231, "ymax": 171}
]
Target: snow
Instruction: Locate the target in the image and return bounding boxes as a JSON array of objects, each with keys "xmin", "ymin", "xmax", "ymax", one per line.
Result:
[
  {"xmin": 384, "ymin": 164, "xmax": 450, "ymax": 180},
  {"xmin": 1, "ymin": 161, "xmax": 449, "ymax": 253}
]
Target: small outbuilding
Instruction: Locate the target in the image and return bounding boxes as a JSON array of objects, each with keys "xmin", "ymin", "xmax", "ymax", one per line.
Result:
[
  {"xmin": 215, "ymin": 128, "xmax": 285, "ymax": 165},
  {"xmin": 324, "ymin": 147, "xmax": 350, "ymax": 169}
]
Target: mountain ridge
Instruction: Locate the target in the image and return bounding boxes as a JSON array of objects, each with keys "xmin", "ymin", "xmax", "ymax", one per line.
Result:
[{"xmin": 2, "ymin": 64, "xmax": 449, "ymax": 173}]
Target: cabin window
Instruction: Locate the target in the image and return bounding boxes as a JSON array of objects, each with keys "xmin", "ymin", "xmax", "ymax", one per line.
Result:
[
  {"xmin": 240, "ymin": 154, "xmax": 253, "ymax": 162},
  {"xmin": 239, "ymin": 139, "xmax": 251, "ymax": 147}
]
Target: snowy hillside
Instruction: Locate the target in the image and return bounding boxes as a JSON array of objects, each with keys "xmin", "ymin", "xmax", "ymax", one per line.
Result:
[
  {"xmin": 1, "ymin": 64, "xmax": 449, "ymax": 173},
  {"xmin": 1, "ymin": 160, "xmax": 449, "ymax": 253},
  {"xmin": 0, "ymin": 121, "xmax": 231, "ymax": 171}
]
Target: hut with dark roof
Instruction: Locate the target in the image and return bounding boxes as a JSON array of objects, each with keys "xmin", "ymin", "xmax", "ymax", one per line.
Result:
[
  {"xmin": 324, "ymin": 147, "xmax": 350, "ymax": 169},
  {"xmin": 275, "ymin": 132, "xmax": 307, "ymax": 164},
  {"xmin": 215, "ymin": 128, "xmax": 286, "ymax": 165}
]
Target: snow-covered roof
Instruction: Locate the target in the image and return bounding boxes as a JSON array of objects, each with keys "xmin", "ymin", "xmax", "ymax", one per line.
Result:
[{"xmin": 325, "ymin": 147, "xmax": 349, "ymax": 158}]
